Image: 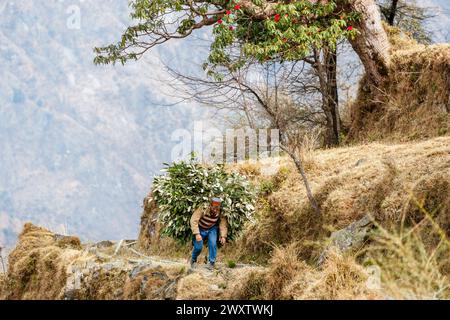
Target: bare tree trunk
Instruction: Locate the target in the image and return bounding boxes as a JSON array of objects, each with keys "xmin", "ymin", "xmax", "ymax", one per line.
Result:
[
  {"xmin": 313, "ymin": 46, "xmax": 341, "ymax": 147},
  {"xmin": 325, "ymin": 46, "xmax": 341, "ymax": 146},
  {"xmin": 281, "ymin": 145, "xmax": 321, "ymax": 215},
  {"xmin": 346, "ymin": 0, "xmax": 391, "ymax": 86},
  {"xmin": 387, "ymin": 0, "xmax": 399, "ymax": 25}
]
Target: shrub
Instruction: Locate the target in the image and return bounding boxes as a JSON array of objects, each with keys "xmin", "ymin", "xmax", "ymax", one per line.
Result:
[{"xmin": 152, "ymin": 159, "xmax": 256, "ymax": 244}]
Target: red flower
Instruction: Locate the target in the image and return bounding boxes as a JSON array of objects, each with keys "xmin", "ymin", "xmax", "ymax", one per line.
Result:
[
  {"xmin": 234, "ymin": 5, "xmax": 241, "ymax": 10},
  {"xmin": 226, "ymin": 10, "xmax": 231, "ymax": 15},
  {"xmin": 282, "ymin": 38, "xmax": 287, "ymax": 43},
  {"xmin": 347, "ymin": 26, "xmax": 353, "ymax": 31},
  {"xmin": 217, "ymin": 19, "xmax": 223, "ymax": 24},
  {"xmin": 274, "ymin": 14, "xmax": 281, "ymax": 22},
  {"xmin": 229, "ymin": 26, "xmax": 234, "ymax": 31}
]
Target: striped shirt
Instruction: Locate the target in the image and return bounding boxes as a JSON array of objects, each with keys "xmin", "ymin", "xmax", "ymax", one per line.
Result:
[
  {"xmin": 198, "ymin": 210, "xmax": 219, "ymax": 230},
  {"xmin": 190, "ymin": 207, "xmax": 228, "ymax": 238}
]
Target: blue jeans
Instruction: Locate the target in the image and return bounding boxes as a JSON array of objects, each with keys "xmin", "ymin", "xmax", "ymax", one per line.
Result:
[{"xmin": 191, "ymin": 225, "xmax": 218, "ymax": 264}]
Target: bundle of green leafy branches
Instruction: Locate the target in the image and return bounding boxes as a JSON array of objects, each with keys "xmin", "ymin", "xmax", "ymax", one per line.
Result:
[{"xmin": 153, "ymin": 159, "xmax": 256, "ymax": 243}]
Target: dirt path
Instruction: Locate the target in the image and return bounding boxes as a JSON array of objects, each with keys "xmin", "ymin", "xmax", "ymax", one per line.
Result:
[{"xmin": 61, "ymin": 239, "xmax": 264, "ymax": 300}]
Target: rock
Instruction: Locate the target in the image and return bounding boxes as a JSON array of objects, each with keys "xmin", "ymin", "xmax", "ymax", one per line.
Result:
[
  {"xmin": 114, "ymin": 288, "xmax": 124, "ymax": 298},
  {"xmin": 163, "ymin": 279, "xmax": 178, "ymax": 300},
  {"xmin": 130, "ymin": 262, "xmax": 152, "ymax": 279},
  {"xmin": 318, "ymin": 214, "xmax": 374, "ymax": 266},
  {"xmin": 54, "ymin": 234, "xmax": 82, "ymax": 249},
  {"xmin": 354, "ymin": 158, "xmax": 366, "ymax": 167},
  {"xmin": 64, "ymin": 266, "xmax": 83, "ymax": 299},
  {"xmin": 102, "ymin": 261, "xmax": 125, "ymax": 271},
  {"xmin": 209, "ymin": 284, "xmax": 220, "ymax": 291},
  {"xmin": 151, "ymin": 271, "xmax": 168, "ymax": 280},
  {"xmin": 330, "ymin": 214, "xmax": 373, "ymax": 251},
  {"xmin": 95, "ymin": 240, "xmax": 115, "ymax": 248}
]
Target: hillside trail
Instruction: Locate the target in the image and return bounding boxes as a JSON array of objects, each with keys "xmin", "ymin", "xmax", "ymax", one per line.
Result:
[
  {"xmin": 61, "ymin": 238, "xmax": 264, "ymax": 299},
  {"xmin": 88, "ymin": 239, "xmax": 259, "ymax": 271}
]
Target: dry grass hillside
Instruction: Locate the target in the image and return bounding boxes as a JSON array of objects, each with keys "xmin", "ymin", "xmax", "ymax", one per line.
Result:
[
  {"xmin": 139, "ymin": 136, "xmax": 449, "ymax": 299},
  {"xmin": 1, "ymin": 137, "xmax": 448, "ymax": 300},
  {"xmin": 1, "ymin": 137, "xmax": 449, "ymax": 300},
  {"xmin": 348, "ymin": 26, "xmax": 449, "ymax": 142},
  {"xmin": 225, "ymin": 137, "xmax": 449, "ymax": 299},
  {"xmin": 234, "ymin": 136, "xmax": 449, "ymax": 261},
  {"xmin": 140, "ymin": 137, "xmax": 449, "ymax": 261}
]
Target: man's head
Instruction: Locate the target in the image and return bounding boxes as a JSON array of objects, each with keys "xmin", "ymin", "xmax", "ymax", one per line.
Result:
[{"xmin": 210, "ymin": 197, "xmax": 222, "ymax": 214}]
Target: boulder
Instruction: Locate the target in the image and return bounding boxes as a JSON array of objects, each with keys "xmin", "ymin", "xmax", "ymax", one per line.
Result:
[
  {"xmin": 137, "ymin": 193, "xmax": 162, "ymax": 251},
  {"xmin": 318, "ymin": 214, "xmax": 374, "ymax": 266}
]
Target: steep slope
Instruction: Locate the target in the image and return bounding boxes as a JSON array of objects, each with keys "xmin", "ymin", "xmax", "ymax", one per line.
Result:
[
  {"xmin": 238, "ymin": 137, "xmax": 449, "ymax": 261},
  {"xmin": 2, "ymin": 137, "xmax": 446, "ymax": 300},
  {"xmin": 138, "ymin": 136, "xmax": 449, "ymax": 263},
  {"xmin": 1, "ymin": 137, "xmax": 450, "ymax": 299}
]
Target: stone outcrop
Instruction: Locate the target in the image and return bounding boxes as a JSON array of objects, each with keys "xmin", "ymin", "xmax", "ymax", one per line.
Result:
[{"xmin": 318, "ymin": 214, "xmax": 374, "ymax": 266}]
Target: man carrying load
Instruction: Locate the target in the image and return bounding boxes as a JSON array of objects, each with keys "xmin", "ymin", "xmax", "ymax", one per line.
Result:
[{"xmin": 190, "ymin": 197, "xmax": 228, "ymax": 269}]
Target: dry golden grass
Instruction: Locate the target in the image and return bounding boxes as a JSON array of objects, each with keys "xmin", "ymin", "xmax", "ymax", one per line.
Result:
[
  {"xmin": 230, "ymin": 160, "xmax": 262, "ymax": 178},
  {"xmin": 290, "ymin": 127, "xmax": 323, "ymax": 172},
  {"xmin": 238, "ymin": 137, "xmax": 450, "ymax": 263},
  {"xmin": 177, "ymin": 272, "xmax": 223, "ymax": 300},
  {"xmin": 366, "ymin": 211, "xmax": 450, "ymax": 299},
  {"xmin": 348, "ymin": 25, "xmax": 449, "ymax": 142},
  {"xmin": 283, "ymin": 251, "xmax": 381, "ymax": 300},
  {"xmin": 0, "ymin": 273, "xmax": 6, "ymax": 299},
  {"xmin": 228, "ymin": 217, "xmax": 449, "ymax": 300},
  {"xmin": 77, "ymin": 268, "xmax": 128, "ymax": 300},
  {"xmin": 4, "ymin": 223, "xmax": 82, "ymax": 299},
  {"xmin": 228, "ymin": 244, "xmax": 381, "ymax": 300},
  {"xmin": 226, "ymin": 135, "xmax": 449, "ymax": 299}
]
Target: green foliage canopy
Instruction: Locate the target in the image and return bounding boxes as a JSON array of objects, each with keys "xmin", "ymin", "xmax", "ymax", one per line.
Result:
[{"xmin": 94, "ymin": 0, "xmax": 359, "ymax": 75}]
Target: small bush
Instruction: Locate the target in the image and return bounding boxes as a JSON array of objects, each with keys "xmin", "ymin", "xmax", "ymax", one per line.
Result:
[
  {"xmin": 258, "ymin": 179, "xmax": 276, "ymax": 196},
  {"xmin": 153, "ymin": 159, "xmax": 256, "ymax": 244}
]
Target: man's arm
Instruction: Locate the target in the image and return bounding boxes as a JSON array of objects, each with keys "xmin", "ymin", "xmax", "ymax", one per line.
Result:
[
  {"xmin": 219, "ymin": 215, "xmax": 228, "ymax": 239},
  {"xmin": 190, "ymin": 208, "xmax": 203, "ymax": 235}
]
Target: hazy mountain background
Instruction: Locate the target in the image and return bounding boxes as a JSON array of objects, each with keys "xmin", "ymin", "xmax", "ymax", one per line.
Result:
[
  {"xmin": 0, "ymin": 0, "xmax": 449, "ymax": 249},
  {"xmin": 0, "ymin": 0, "xmax": 213, "ymax": 248}
]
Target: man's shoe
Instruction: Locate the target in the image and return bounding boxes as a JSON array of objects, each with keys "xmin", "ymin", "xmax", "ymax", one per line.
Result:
[
  {"xmin": 207, "ymin": 262, "xmax": 216, "ymax": 271},
  {"xmin": 190, "ymin": 259, "xmax": 197, "ymax": 269}
]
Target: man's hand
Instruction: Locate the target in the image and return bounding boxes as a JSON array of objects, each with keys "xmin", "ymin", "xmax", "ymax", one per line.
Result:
[
  {"xmin": 219, "ymin": 237, "xmax": 226, "ymax": 245},
  {"xmin": 195, "ymin": 234, "xmax": 202, "ymax": 242}
]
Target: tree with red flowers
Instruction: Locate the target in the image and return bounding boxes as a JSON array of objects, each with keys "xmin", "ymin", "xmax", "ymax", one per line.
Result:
[{"xmin": 94, "ymin": 0, "xmax": 391, "ymax": 87}]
